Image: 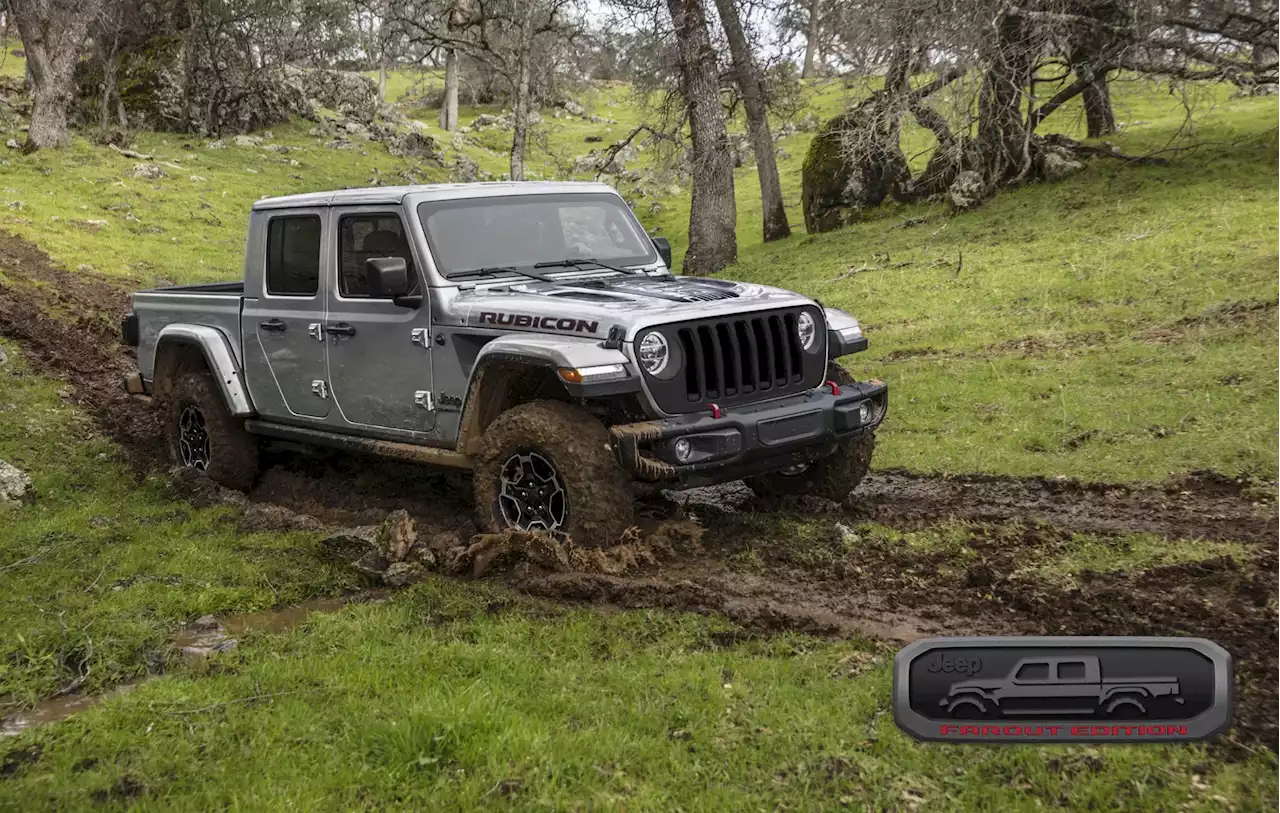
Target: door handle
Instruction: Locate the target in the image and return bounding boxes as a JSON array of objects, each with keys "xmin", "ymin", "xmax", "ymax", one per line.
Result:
[
  {"xmin": 259, "ymin": 319, "xmax": 286, "ymax": 332},
  {"xmin": 324, "ymin": 323, "xmax": 357, "ymax": 337}
]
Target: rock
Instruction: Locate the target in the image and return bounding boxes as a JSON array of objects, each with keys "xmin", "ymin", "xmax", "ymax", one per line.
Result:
[
  {"xmin": 1041, "ymin": 150, "xmax": 1084, "ymax": 182},
  {"xmin": 352, "ymin": 549, "xmax": 390, "ymax": 577},
  {"xmin": 452, "ymin": 153, "xmax": 479, "ymax": 182},
  {"xmin": 0, "ymin": 346, "xmax": 6, "ymax": 364},
  {"xmin": 5, "ymin": 200, "xmax": 22, "ymax": 210},
  {"xmin": 0, "ymin": 459, "xmax": 32, "ymax": 503},
  {"xmin": 584, "ymin": 134, "xmax": 603, "ymax": 143},
  {"xmin": 383, "ymin": 561, "xmax": 428, "ymax": 587},
  {"xmin": 387, "ymin": 130, "xmax": 442, "ymax": 161},
  {"xmin": 947, "ymin": 170, "xmax": 987, "ymax": 211},
  {"xmin": 232, "ymin": 134, "xmax": 262, "ymax": 147},
  {"xmin": 377, "ymin": 509, "xmax": 418, "ymax": 563},
  {"xmin": 559, "ymin": 98, "xmax": 585, "ymax": 116},
  {"xmin": 261, "ymin": 143, "xmax": 290, "ymax": 153},
  {"xmin": 4, "ymin": 139, "xmax": 18, "ymax": 149},
  {"xmin": 801, "ymin": 110, "xmax": 910, "ymax": 233},
  {"xmin": 129, "ymin": 163, "xmax": 166, "ymax": 179}
]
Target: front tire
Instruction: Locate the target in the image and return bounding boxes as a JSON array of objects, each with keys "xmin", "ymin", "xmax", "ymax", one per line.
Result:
[
  {"xmin": 164, "ymin": 372, "xmax": 259, "ymax": 491},
  {"xmin": 745, "ymin": 363, "xmax": 876, "ymax": 502},
  {"xmin": 473, "ymin": 400, "xmax": 633, "ymax": 546}
]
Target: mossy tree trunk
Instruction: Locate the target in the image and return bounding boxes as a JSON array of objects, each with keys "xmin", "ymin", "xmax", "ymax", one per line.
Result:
[
  {"xmin": 666, "ymin": 0, "xmax": 737, "ymax": 275},
  {"xmin": 9, "ymin": 0, "xmax": 100, "ymax": 150},
  {"xmin": 712, "ymin": 0, "xmax": 789, "ymax": 242}
]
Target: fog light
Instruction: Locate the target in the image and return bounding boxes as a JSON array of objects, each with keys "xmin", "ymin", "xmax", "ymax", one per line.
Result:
[
  {"xmin": 858, "ymin": 401, "xmax": 873, "ymax": 424},
  {"xmin": 673, "ymin": 438, "xmax": 692, "ymax": 462}
]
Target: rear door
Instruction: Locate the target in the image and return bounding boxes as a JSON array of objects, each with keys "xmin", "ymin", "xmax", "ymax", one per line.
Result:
[
  {"xmin": 240, "ymin": 209, "xmax": 331, "ymax": 419},
  {"xmin": 323, "ymin": 207, "xmax": 436, "ymax": 435}
]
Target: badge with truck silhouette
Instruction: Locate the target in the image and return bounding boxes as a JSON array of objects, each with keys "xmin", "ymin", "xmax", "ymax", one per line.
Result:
[{"xmin": 893, "ymin": 637, "xmax": 1232, "ymax": 743}]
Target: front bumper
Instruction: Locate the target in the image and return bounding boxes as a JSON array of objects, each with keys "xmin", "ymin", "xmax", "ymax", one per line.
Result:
[{"xmin": 610, "ymin": 380, "xmax": 888, "ymax": 486}]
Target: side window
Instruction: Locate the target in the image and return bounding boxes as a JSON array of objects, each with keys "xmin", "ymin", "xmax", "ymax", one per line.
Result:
[
  {"xmin": 265, "ymin": 215, "xmax": 321, "ymax": 296},
  {"xmin": 1057, "ymin": 661, "xmax": 1086, "ymax": 681},
  {"xmin": 1014, "ymin": 662, "xmax": 1049, "ymax": 682},
  {"xmin": 338, "ymin": 213, "xmax": 418, "ymax": 298}
]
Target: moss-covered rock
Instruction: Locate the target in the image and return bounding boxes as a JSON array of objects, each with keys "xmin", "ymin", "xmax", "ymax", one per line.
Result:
[{"xmin": 801, "ymin": 110, "xmax": 910, "ymax": 233}]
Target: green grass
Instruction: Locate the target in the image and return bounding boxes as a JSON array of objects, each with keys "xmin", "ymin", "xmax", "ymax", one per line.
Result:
[{"xmin": 0, "ymin": 341, "xmax": 362, "ymax": 705}]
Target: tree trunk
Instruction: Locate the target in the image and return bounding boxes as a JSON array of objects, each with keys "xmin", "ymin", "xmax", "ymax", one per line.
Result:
[
  {"xmin": 378, "ymin": 63, "xmax": 388, "ymax": 103},
  {"xmin": 975, "ymin": 10, "xmax": 1036, "ymax": 186},
  {"xmin": 8, "ymin": 0, "xmax": 98, "ymax": 150},
  {"xmin": 666, "ymin": 0, "xmax": 737, "ymax": 275},
  {"xmin": 712, "ymin": 0, "xmax": 789, "ymax": 242},
  {"xmin": 440, "ymin": 48, "xmax": 459, "ymax": 130},
  {"xmin": 801, "ymin": 0, "xmax": 821, "ymax": 79},
  {"xmin": 508, "ymin": 4, "xmax": 535, "ymax": 181},
  {"xmin": 1081, "ymin": 74, "xmax": 1115, "ymax": 137}
]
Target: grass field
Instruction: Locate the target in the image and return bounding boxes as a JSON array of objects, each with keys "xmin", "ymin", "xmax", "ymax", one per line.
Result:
[{"xmin": 0, "ymin": 59, "xmax": 1276, "ymax": 811}]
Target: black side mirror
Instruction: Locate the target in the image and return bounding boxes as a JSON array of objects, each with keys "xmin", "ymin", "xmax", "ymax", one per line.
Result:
[
  {"xmin": 652, "ymin": 236, "xmax": 672, "ymax": 269},
  {"xmin": 366, "ymin": 257, "xmax": 411, "ymax": 298}
]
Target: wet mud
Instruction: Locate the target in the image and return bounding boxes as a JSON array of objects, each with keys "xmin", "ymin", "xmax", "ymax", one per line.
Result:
[{"xmin": 2, "ymin": 231, "xmax": 1277, "ymax": 749}]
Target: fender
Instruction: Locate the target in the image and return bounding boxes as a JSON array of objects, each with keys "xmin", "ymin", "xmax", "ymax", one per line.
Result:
[
  {"xmin": 454, "ymin": 335, "xmax": 637, "ymax": 454},
  {"xmin": 155, "ymin": 324, "xmax": 255, "ymax": 417}
]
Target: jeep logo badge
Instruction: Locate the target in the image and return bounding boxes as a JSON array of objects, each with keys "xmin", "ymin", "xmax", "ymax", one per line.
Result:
[{"xmin": 893, "ymin": 637, "xmax": 1232, "ymax": 743}]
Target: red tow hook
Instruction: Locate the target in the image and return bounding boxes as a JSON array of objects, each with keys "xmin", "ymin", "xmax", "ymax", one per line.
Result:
[
  {"xmin": 708, "ymin": 403, "xmax": 722, "ymax": 419},
  {"xmin": 824, "ymin": 380, "xmax": 841, "ymax": 396}
]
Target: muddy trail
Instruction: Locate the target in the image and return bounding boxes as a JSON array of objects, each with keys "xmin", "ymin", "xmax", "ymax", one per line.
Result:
[{"xmin": 2, "ymin": 230, "xmax": 1278, "ymax": 750}]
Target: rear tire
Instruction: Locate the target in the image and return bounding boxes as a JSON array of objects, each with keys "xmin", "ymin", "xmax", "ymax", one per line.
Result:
[
  {"xmin": 473, "ymin": 400, "xmax": 633, "ymax": 547},
  {"xmin": 745, "ymin": 363, "xmax": 875, "ymax": 501},
  {"xmin": 164, "ymin": 372, "xmax": 259, "ymax": 491}
]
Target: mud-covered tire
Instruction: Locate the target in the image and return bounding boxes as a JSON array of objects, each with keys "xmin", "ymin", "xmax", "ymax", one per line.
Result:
[
  {"xmin": 473, "ymin": 400, "xmax": 633, "ymax": 546},
  {"xmin": 164, "ymin": 372, "xmax": 259, "ymax": 491},
  {"xmin": 744, "ymin": 363, "xmax": 875, "ymax": 502}
]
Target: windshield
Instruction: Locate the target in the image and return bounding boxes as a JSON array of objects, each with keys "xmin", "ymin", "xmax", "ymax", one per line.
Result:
[{"xmin": 417, "ymin": 193, "xmax": 657, "ymax": 277}]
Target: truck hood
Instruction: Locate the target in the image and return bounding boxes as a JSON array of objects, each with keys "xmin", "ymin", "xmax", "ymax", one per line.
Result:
[{"xmin": 450, "ymin": 274, "xmax": 813, "ymax": 338}]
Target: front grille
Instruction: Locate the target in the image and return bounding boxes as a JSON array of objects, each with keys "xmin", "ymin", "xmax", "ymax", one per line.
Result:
[{"xmin": 642, "ymin": 307, "xmax": 825, "ymax": 414}]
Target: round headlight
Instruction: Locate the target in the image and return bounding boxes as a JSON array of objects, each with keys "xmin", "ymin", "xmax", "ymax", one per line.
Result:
[
  {"xmin": 797, "ymin": 311, "xmax": 817, "ymax": 352},
  {"xmin": 638, "ymin": 332, "xmax": 669, "ymax": 375}
]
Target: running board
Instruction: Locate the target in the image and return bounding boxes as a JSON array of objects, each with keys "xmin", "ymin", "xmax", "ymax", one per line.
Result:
[{"xmin": 244, "ymin": 420, "xmax": 474, "ymax": 470}]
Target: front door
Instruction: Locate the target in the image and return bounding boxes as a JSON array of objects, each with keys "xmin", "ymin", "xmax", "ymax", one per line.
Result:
[
  {"xmin": 324, "ymin": 208, "xmax": 436, "ymax": 435},
  {"xmin": 240, "ymin": 210, "xmax": 330, "ymax": 419}
]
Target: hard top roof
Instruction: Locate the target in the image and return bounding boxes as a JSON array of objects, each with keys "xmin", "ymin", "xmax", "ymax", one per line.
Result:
[{"xmin": 251, "ymin": 180, "xmax": 620, "ymax": 210}]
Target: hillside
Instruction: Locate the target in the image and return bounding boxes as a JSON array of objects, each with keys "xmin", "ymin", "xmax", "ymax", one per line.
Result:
[{"xmin": 0, "ymin": 47, "xmax": 1277, "ymax": 811}]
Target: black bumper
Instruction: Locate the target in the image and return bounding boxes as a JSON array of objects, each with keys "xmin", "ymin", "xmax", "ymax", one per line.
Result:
[{"xmin": 610, "ymin": 380, "xmax": 888, "ymax": 486}]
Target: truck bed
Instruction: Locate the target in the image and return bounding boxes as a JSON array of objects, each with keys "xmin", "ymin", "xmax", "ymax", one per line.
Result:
[{"xmin": 131, "ymin": 283, "xmax": 245, "ymax": 382}]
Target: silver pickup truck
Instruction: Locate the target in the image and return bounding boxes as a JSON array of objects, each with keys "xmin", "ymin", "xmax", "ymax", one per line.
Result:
[{"xmin": 121, "ymin": 182, "xmax": 887, "ymax": 544}]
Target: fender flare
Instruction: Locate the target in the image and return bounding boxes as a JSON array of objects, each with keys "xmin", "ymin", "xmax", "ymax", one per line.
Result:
[
  {"xmin": 455, "ymin": 335, "xmax": 636, "ymax": 454},
  {"xmin": 155, "ymin": 324, "xmax": 255, "ymax": 417}
]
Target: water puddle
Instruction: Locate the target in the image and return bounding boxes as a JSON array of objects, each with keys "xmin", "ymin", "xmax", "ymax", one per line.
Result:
[
  {"xmin": 1, "ymin": 684, "xmax": 142, "ymax": 737},
  {"xmin": 2, "ymin": 590, "xmax": 386, "ymax": 736}
]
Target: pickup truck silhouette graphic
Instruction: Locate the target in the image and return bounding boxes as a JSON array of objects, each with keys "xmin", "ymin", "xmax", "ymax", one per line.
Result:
[{"xmin": 940, "ymin": 655, "xmax": 1184, "ymax": 718}]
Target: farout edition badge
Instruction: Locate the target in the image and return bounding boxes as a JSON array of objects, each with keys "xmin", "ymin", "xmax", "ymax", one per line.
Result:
[{"xmin": 892, "ymin": 637, "xmax": 1233, "ymax": 743}]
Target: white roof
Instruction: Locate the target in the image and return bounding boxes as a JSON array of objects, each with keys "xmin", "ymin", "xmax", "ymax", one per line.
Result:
[{"xmin": 252, "ymin": 181, "xmax": 620, "ymax": 210}]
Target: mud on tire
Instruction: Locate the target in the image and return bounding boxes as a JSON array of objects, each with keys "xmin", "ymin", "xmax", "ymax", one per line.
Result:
[
  {"xmin": 164, "ymin": 372, "xmax": 259, "ymax": 491},
  {"xmin": 474, "ymin": 400, "xmax": 633, "ymax": 547},
  {"xmin": 745, "ymin": 363, "xmax": 875, "ymax": 502}
]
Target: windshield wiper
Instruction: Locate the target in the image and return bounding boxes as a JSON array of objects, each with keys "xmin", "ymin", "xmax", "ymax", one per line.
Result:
[
  {"xmin": 456, "ymin": 266, "xmax": 556, "ymax": 283},
  {"xmin": 534, "ymin": 258, "xmax": 643, "ymax": 276}
]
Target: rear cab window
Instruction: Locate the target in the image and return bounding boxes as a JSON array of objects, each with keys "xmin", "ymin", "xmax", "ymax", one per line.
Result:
[{"xmin": 265, "ymin": 215, "xmax": 322, "ymax": 296}]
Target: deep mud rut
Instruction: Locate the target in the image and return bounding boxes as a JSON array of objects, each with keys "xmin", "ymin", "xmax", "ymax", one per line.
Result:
[{"xmin": 2, "ymin": 231, "xmax": 1277, "ymax": 750}]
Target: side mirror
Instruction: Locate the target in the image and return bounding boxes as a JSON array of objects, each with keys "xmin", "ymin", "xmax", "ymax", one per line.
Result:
[
  {"xmin": 651, "ymin": 236, "xmax": 672, "ymax": 269},
  {"xmin": 366, "ymin": 257, "xmax": 411, "ymax": 298}
]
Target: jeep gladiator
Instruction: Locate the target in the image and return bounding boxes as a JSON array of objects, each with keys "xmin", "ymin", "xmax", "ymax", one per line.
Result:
[
  {"xmin": 941, "ymin": 656, "xmax": 1183, "ymax": 717},
  {"xmin": 121, "ymin": 182, "xmax": 887, "ymax": 543}
]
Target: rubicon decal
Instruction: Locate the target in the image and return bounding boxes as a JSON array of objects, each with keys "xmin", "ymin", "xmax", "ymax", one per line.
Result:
[
  {"xmin": 893, "ymin": 637, "xmax": 1232, "ymax": 743},
  {"xmin": 478, "ymin": 312, "xmax": 599, "ymax": 334}
]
